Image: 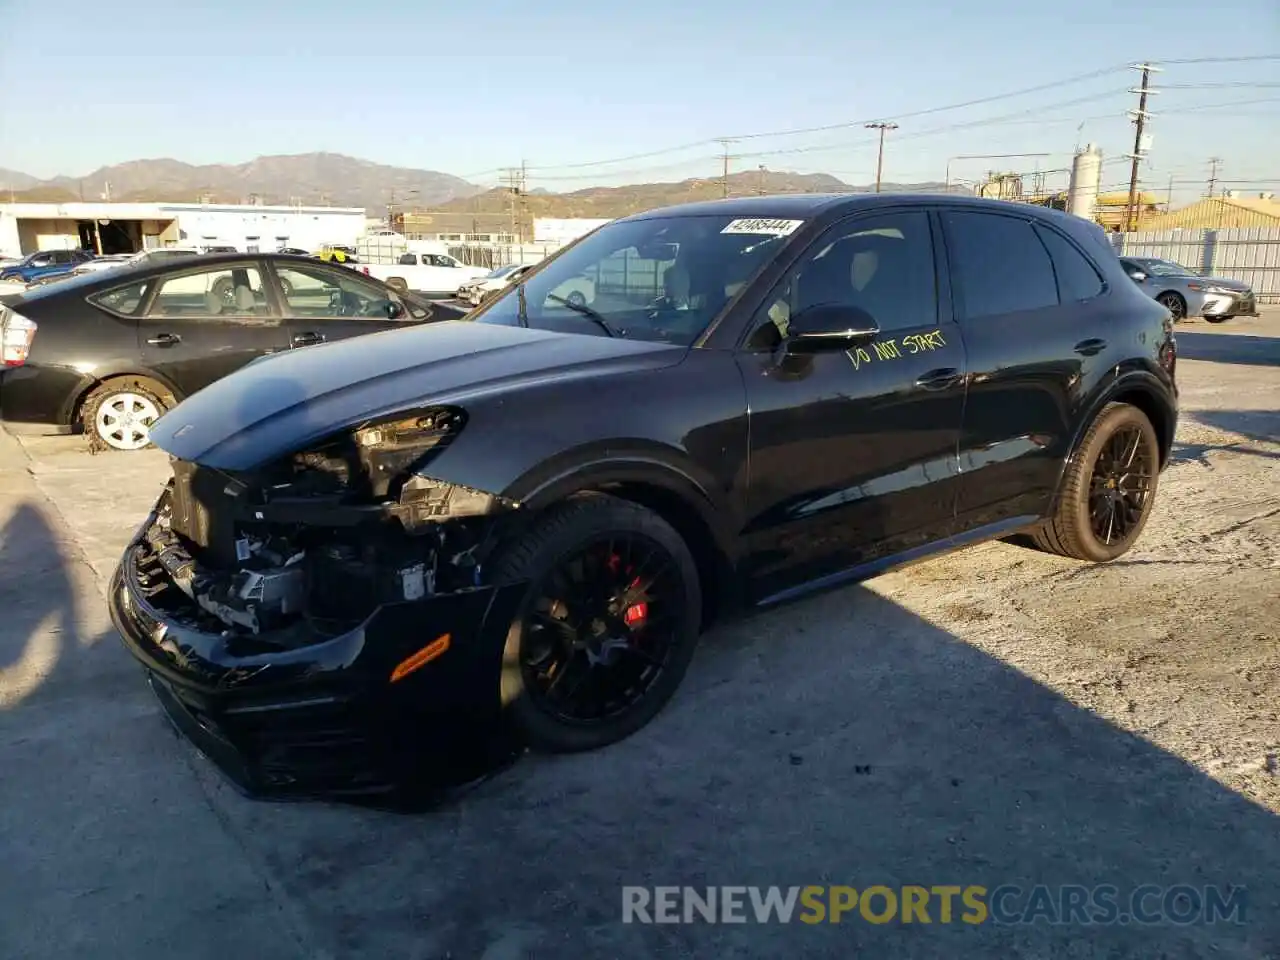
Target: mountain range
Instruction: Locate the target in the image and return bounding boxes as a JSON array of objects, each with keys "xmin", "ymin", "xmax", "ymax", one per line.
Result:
[{"xmin": 0, "ymin": 153, "xmax": 958, "ymax": 220}]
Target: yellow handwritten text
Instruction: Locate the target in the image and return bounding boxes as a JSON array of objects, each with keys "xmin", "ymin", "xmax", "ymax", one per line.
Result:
[{"xmin": 846, "ymin": 328, "xmax": 947, "ymax": 371}]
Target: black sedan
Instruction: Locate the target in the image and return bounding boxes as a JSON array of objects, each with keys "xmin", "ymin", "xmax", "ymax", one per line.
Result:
[
  {"xmin": 109, "ymin": 194, "xmax": 1179, "ymax": 802},
  {"xmin": 0, "ymin": 253, "xmax": 464, "ymax": 451}
]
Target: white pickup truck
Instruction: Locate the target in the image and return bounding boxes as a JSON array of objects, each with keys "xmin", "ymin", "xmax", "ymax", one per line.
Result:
[{"xmin": 360, "ymin": 251, "xmax": 489, "ymax": 298}]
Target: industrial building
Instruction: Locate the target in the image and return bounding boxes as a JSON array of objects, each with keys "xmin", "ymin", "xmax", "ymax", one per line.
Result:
[
  {"xmin": 0, "ymin": 201, "xmax": 367, "ymax": 258},
  {"xmin": 1136, "ymin": 194, "xmax": 1280, "ymax": 231}
]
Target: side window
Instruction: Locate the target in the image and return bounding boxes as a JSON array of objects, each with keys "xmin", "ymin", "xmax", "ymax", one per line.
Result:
[
  {"xmin": 275, "ymin": 264, "xmax": 410, "ymax": 319},
  {"xmin": 397, "ymin": 253, "xmax": 418, "ymax": 265},
  {"xmin": 30, "ymin": 253, "xmax": 53, "ymax": 267},
  {"xmin": 89, "ymin": 279, "xmax": 153, "ymax": 316},
  {"xmin": 943, "ymin": 211, "xmax": 1058, "ymax": 319},
  {"xmin": 748, "ymin": 210, "xmax": 937, "ymax": 349},
  {"xmin": 148, "ymin": 266, "xmax": 269, "ymax": 318},
  {"xmin": 427, "ymin": 255, "xmax": 455, "ymax": 268},
  {"xmin": 1034, "ymin": 224, "xmax": 1104, "ymax": 302},
  {"xmin": 51, "ymin": 251, "xmax": 72, "ymax": 264}
]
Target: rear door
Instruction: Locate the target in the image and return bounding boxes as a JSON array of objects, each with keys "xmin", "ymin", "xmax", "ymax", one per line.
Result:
[
  {"xmin": 138, "ymin": 260, "xmax": 289, "ymax": 397},
  {"xmin": 941, "ymin": 209, "xmax": 1111, "ymax": 530},
  {"xmin": 268, "ymin": 260, "xmax": 421, "ymax": 346}
]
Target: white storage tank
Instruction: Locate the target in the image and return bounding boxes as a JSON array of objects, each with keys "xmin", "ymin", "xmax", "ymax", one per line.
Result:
[{"xmin": 1067, "ymin": 145, "xmax": 1102, "ymax": 221}]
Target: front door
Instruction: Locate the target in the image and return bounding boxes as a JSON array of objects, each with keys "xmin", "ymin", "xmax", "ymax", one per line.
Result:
[
  {"xmin": 138, "ymin": 261, "xmax": 288, "ymax": 398},
  {"xmin": 270, "ymin": 261, "xmax": 418, "ymax": 347},
  {"xmin": 736, "ymin": 208, "xmax": 968, "ymax": 602}
]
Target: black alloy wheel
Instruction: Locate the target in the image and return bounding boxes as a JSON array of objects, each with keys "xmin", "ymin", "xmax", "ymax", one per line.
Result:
[
  {"xmin": 1031, "ymin": 402, "xmax": 1161, "ymax": 562},
  {"xmin": 491, "ymin": 496, "xmax": 702, "ymax": 752},
  {"xmin": 1087, "ymin": 422, "xmax": 1156, "ymax": 547},
  {"xmin": 521, "ymin": 534, "xmax": 683, "ymax": 724}
]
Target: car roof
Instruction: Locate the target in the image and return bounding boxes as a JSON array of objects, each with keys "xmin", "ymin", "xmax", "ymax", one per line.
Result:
[{"xmin": 617, "ymin": 191, "xmax": 1090, "ymax": 224}]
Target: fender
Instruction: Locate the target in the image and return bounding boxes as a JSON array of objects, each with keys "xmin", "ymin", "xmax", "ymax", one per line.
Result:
[
  {"xmin": 58, "ymin": 364, "xmax": 184, "ymax": 426},
  {"xmin": 508, "ymin": 447, "xmax": 740, "ymax": 566},
  {"xmin": 1048, "ymin": 367, "xmax": 1177, "ymax": 511}
]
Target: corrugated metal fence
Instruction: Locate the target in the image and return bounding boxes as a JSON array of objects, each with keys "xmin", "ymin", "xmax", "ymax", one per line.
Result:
[{"xmin": 1111, "ymin": 227, "xmax": 1280, "ymax": 303}]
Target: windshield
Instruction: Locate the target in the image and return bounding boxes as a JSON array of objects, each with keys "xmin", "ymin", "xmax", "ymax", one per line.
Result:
[
  {"xmin": 1140, "ymin": 258, "xmax": 1197, "ymax": 277},
  {"xmin": 473, "ymin": 214, "xmax": 803, "ymax": 344}
]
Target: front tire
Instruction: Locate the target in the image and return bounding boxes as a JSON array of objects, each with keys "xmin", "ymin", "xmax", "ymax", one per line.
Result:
[
  {"xmin": 1204, "ymin": 315, "xmax": 1229, "ymax": 324},
  {"xmin": 490, "ymin": 495, "xmax": 702, "ymax": 753},
  {"xmin": 1032, "ymin": 402, "xmax": 1160, "ymax": 562},
  {"xmin": 1156, "ymin": 291, "xmax": 1186, "ymax": 322}
]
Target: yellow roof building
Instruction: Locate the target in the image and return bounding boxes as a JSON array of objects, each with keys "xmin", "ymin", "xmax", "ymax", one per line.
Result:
[{"xmin": 1138, "ymin": 196, "xmax": 1280, "ymax": 231}]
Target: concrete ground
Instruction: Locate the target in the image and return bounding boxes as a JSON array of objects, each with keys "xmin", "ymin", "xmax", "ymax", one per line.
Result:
[{"xmin": 1, "ymin": 312, "xmax": 1277, "ymax": 958}]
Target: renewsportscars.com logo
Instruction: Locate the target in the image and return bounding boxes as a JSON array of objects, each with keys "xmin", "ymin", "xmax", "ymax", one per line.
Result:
[{"xmin": 621, "ymin": 885, "xmax": 1248, "ymax": 926}]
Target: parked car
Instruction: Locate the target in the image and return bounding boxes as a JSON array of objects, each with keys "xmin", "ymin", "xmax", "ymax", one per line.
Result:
[
  {"xmin": 106, "ymin": 193, "xmax": 1178, "ymax": 801},
  {"xmin": 457, "ymin": 262, "xmax": 595, "ymax": 308},
  {"xmin": 316, "ymin": 244, "xmax": 361, "ymax": 264},
  {"xmin": 1119, "ymin": 256, "xmax": 1258, "ymax": 322},
  {"xmin": 0, "ymin": 253, "xmax": 465, "ymax": 452},
  {"xmin": 0, "ymin": 248, "xmax": 94, "ymax": 283},
  {"xmin": 361, "ymin": 251, "xmax": 489, "ymax": 297},
  {"xmin": 67, "ymin": 253, "xmax": 138, "ymax": 275},
  {"xmin": 277, "ymin": 247, "xmax": 313, "ymax": 257}
]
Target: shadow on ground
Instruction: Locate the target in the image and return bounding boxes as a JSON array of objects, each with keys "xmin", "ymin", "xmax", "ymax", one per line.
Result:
[
  {"xmin": 1176, "ymin": 331, "xmax": 1280, "ymax": 367},
  {"xmin": 1175, "ymin": 409, "xmax": 1280, "ymax": 466},
  {"xmin": 221, "ymin": 581, "xmax": 1280, "ymax": 959}
]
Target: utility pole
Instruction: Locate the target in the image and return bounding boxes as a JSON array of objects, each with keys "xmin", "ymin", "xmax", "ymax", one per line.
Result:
[
  {"xmin": 865, "ymin": 122, "xmax": 898, "ymax": 193},
  {"xmin": 1124, "ymin": 62, "xmax": 1160, "ymax": 232},
  {"xmin": 757, "ymin": 165, "xmax": 767, "ymax": 196},
  {"xmin": 1207, "ymin": 157, "xmax": 1223, "ymax": 197},
  {"xmin": 1166, "ymin": 173, "xmax": 1174, "ymax": 211},
  {"xmin": 500, "ymin": 167, "xmax": 526, "ymax": 240},
  {"xmin": 715, "ymin": 139, "xmax": 738, "ymax": 198}
]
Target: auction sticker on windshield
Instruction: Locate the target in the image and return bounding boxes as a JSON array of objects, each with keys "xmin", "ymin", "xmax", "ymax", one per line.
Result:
[{"xmin": 720, "ymin": 218, "xmax": 805, "ymax": 236}]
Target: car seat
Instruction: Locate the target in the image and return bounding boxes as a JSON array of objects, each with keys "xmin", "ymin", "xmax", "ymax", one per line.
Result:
[{"xmin": 233, "ymin": 285, "xmax": 256, "ymax": 314}]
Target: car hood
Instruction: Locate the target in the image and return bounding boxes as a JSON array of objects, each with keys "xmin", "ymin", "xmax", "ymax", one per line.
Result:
[
  {"xmin": 148, "ymin": 319, "xmax": 686, "ymax": 471},
  {"xmin": 1201, "ymin": 275, "xmax": 1251, "ymax": 292}
]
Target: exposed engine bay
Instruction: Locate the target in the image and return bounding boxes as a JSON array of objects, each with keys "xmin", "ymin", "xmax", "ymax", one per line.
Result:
[{"xmin": 133, "ymin": 408, "xmax": 518, "ymax": 640}]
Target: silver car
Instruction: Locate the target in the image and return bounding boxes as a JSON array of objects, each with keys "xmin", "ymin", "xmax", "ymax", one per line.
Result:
[{"xmin": 1119, "ymin": 256, "xmax": 1258, "ymax": 323}]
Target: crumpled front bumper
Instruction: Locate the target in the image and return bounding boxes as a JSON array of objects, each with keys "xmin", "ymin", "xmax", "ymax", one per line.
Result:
[{"xmin": 109, "ymin": 499, "xmax": 527, "ymax": 804}]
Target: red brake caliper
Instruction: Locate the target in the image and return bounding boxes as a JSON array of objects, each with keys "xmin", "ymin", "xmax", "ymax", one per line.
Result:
[{"xmin": 609, "ymin": 553, "xmax": 647, "ymax": 627}]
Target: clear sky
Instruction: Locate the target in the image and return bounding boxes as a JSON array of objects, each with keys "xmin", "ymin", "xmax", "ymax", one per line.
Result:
[{"xmin": 0, "ymin": 0, "xmax": 1276, "ymax": 204}]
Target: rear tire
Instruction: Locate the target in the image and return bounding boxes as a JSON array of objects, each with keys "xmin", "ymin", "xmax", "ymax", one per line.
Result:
[
  {"xmin": 1156, "ymin": 291, "xmax": 1186, "ymax": 322},
  {"xmin": 81, "ymin": 378, "xmax": 171, "ymax": 453},
  {"xmin": 1031, "ymin": 402, "xmax": 1160, "ymax": 562},
  {"xmin": 489, "ymin": 495, "xmax": 702, "ymax": 753},
  {"xmin": 1204, "ymin": 315, "xmax": 1228, "ymax": 324}
]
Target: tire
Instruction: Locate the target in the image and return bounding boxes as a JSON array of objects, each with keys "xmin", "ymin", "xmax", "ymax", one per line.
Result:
[
  {"xmin": 1204, "ymin": 315, "xmax": 1229, "ymax": 324},
  {"xmin": 386, "ymin": 277, "xmax": 409, "ymax": 294},
  {"xmin": 1032, "ymin": 402, "xmax": 1160, "ymax": 562},
  {"xmin": 81, "ymin": 378, "xmax": 170, "ymax": 452},
  {"xmin": 1156, "ymin": 291, "xmax": 1186, "ymax": 322},
  {"xmin": 489, "ymin": 495, "xmax": 702, "ymax": 753}
]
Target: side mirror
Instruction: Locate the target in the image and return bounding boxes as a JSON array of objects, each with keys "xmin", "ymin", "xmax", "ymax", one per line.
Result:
[
  {"xmin": 385, "ymin": 300, "xmax": 405, "ymax": 320},
  {"xmin": 1126, "ymin": 269, "xmax": 1147, "ymax": 283},
  {"xmin": 781, "ymin": 304, "xmax": 879, "ymax": 356}
]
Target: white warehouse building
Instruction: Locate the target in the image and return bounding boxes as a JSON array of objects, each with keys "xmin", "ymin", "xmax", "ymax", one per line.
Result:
[{"xmin": 0, "ymin": 201, "xmax": 367, "ymax": 258}]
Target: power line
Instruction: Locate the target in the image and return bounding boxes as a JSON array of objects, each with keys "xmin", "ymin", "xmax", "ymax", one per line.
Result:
[
  {"xmin": 1156, "ymin": 55, "xmax": 1280, "ymax": 64},
  {"xmin": 517, "ymin": 63, "xmax": 1131, "ymax": 173}
]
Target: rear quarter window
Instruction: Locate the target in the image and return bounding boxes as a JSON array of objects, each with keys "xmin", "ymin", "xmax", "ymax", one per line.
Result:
[
  {"xmin": 88, "ymin": 279, "xmax": 153, "ymax": 316},
  {"xmin": 1034, "ymin": 225, "xmax": 1104, "ymax": 302}
]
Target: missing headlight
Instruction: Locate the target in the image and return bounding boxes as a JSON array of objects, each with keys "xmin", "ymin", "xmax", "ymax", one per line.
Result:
[{"xmin": 354, "ymin": 408, "xmax": 468, "ymax": 499}]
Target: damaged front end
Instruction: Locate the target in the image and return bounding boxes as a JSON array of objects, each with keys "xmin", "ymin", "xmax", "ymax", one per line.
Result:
[
  {"xmin": 146, "ymin": 407, "xmax": 517, "ymax": 640},
  {"xmin": 110, "ymin": 406, "xmax": 529, "ymax": 801}
]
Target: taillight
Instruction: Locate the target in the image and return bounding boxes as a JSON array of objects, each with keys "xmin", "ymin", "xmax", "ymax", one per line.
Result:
[
  {"xmin": 362, "ymin": 267, "xmax": 370, "ymax": 275},
  {"xmin": 1, "ymin": 309, "xmax": 37, "ymax": 366}
]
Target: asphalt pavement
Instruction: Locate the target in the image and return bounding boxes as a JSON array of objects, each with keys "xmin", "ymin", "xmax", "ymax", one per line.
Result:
[{"xmin": 1, "ymin": 313, "xmax": 1278, "ymax": 959}]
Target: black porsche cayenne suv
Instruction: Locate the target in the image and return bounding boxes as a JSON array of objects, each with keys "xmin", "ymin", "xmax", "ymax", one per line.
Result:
[{"xmin": 109, "ymin": 194, "xmax": 1178, "ymax": 801}]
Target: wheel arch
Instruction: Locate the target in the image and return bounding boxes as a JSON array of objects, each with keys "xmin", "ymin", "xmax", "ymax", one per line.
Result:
[
  {"xmin": 1049, "ymin": 372, "xmax": 1176, "ymax": 512},
  {"xmin": 69, "ymin": 369, "xmax": 181, "ymax": 428},
  {"xmin": 515, "ymin": 461, "xmax": 739, "ymax": 630}
]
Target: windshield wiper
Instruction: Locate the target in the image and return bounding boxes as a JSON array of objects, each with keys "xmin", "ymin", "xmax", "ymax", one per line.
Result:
[
  {"xmin": 544, "ymin": 292, "xmax": 619, "ymax": 337},
  {"xmin": 517, "ymin": 282, "xmax": 529, "ymax": 327}
]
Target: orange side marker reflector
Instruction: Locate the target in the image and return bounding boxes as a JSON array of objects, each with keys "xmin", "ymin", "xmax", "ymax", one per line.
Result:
[{"xmin": 390, "ymin": 633, "xmax": 451, "ymax": 683}]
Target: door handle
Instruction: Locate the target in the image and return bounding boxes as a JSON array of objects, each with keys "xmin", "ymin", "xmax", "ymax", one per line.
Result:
[
  {"xmin": 146, "ymin": 333, "xmax": 181, "ymax": 347},
  {"xmin": 1074, "ymin": 338, "xmax": 1107, "ymax": 356},
  {"xmin": 292, "ymin": 331, "xmax": 325, "ymax": 346},
  {"xmin": 915, "ymin": 367, "xmax": 962, "ymax": 391}
]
